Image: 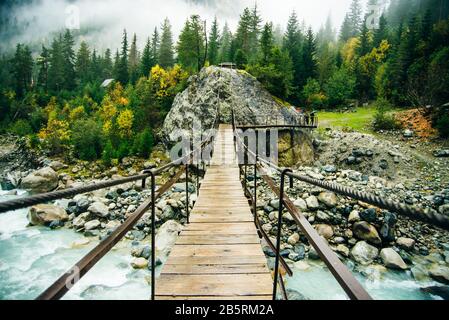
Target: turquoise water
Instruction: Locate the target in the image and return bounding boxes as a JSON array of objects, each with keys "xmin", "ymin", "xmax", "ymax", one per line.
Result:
[
  {"xmin": 284, "ymin": 259, "xmax": 443, "ymax": 300},
  {"xmin": 0, "ymin": 190, "xmax": 153, "ymax": 300},
  {"xmin": 0, "ymin": 190, "xmax": 445, "ymax": 300}
]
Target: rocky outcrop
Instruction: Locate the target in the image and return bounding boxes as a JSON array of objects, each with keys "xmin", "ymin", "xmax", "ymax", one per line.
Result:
[
  {"xmin": 161, "ymin": 66, "xmax": 303, "ymax": 143},
  {"xmin": 21, "ymin": 167, "xmax": 59, "ymax": 193},
  {"xmin": 28, "ymin": 204, "xmax": 69, "ymax": 226}
]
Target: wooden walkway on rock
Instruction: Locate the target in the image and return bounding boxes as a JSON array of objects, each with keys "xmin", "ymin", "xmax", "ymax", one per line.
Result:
[{"xmin": 156, "ymin": 124, "xmax": 273, "ymax": 300}]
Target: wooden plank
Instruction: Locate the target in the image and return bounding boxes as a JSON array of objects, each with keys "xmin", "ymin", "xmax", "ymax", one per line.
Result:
[
  {"xmin": 177, "ymin": 234, "xmax": 260, "ymax": 245},
  {"xmin": 162, "ymin": 264, "xmax": 268, "ymax": 275},
  {"xmin": 169, "ymin": 244, "xmax": 264, "ymax": 257},
  {"xmin": 156, "ymin": 125, "xmax": 272, "ymax": 300},
  {"xmin": 164, "ymin": 255, "xmax": 267, "ymax": 265},
  {"xmin": 156, "ymin": 274, "xmax": 273, "ymax": 296}
]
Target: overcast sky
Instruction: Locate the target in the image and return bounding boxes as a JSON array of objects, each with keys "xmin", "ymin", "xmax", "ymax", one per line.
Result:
[{"xmin": 3, "ymin": 0, "xmax": 370, "ymax": 52}]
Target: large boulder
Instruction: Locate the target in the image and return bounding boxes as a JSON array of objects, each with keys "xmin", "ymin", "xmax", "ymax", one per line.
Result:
[
  {"xmin": 28, "ymin": 204, "xmax": 68, "ymax": 226},
  {"xmin": 428, "ymin": 265, "xmax": 449, "ymax": 285},
  {"xmin": 380, "ymin": 248, "xmax": 408, "ymax": 270},
  {"xmin": 353, "ymin": 221, "xmax": 382, "ymax": 245},
  {"xmin": 21, "ymin": 167, "xmax": 58, "ymax": 193},
  {"xmin": 87, "ymin": 202, "xmax": 109, "ymax": 218},
  {"xmin": 350, "ymin": 241, "xmax": 379, "ymax": 265},
  {"xmin": 155, "ymin": 220, "xmax": 183, "ymax": 258}
]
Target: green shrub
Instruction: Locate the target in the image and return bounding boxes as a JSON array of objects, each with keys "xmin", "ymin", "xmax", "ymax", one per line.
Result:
[
  {"xmin": 436, "ymin": 113, "xmax": 449, "ymax": 138},
  {"xmin": 10, "ymin": 119, "xmax": 33, "ymax": 136},
  {"xmin": 372, "ymin": 99, "xmax": 401, "ymax": 131},
  {"xmin": 131, "ymin": 128, "xmax": 154, "ymax": 158},
  {"xmin": 116, "ymin": 140, "xmax": 130, "ymax": 160},
  {"xmin": 71, "ymin": 119, "xmax": 103, "ymax": 160},
  {"xmin": 28, "ymin": 134, "xmax": 40, "ymax": 149},
  {"xmin": 102, "ymin": 140, "xmax": 115, "ymax": 166}
]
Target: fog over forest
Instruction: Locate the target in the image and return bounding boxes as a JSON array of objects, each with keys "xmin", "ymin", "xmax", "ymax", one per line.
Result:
[{"xmin": 0, "ymin": 0, "xmax": 368, "ymax": 52}]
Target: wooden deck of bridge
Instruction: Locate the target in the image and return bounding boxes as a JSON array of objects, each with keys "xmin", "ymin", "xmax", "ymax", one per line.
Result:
[{"xmin": 156, "ymin": 124, "xmax": 273, "ymax": 300}]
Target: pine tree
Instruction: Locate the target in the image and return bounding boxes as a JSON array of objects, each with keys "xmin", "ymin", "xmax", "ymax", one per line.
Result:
[
  {"xmin": 37, "ymin": 45, "xmax": 50, "ymax": 91},
  {"xmin": 357, "ymin": 18, "xmax": 372, "ymax": 57},
  {"xmin": 12, "ymin": 44, "xmax": 33, "ymax": 97},
  {"xmin": 76, "ymin": 41, "xmax": 91, "ymax": 86},
  {"xmin": 177, "ymin": 15, "xmax": 206, "ymax": 72},
  {"xmin": 283, "ymin": 11, "xmax": 303, "ymax": 102},
  {"xmin": 373, "ymin": 14, "xmax": 388, "ymax": 48},
  {"xmin": 151, "ymin": 27, "xmax": 160, "ymax": 66},
  {"xmin": 260, "ymin": 22, "xmax": 274, "ymax": 64},
  {"xmin": 128, "ymin": 33, "xmax": 140, "ymax": 84},
  {"xmin": 90, "ymin": 49, "xmax": 102, "ymax": 83},
  {"xmin": 348, "ymin": 0, "xmax": 363, "ymax": 37},
  {"xmin": 116, "ymin": 29, "xmax": 129, "ymax": 84},
  {"xmin": 208, "ymin": 17, "xmax": 220, "ymax": 65},
  {"xmin": 48, "ymin": 35, "xmax": 65, "ymax": 91},
  {"xmin": 235, "ymin": 8, "xmax": 253, "ymax": 60},
  {"xmin": 113, "ymin": 49, "xmax": 120, "ymax": 80},
  {"xmin": 62, "ymin": 29, "xmax": 76, "ymax": 90},
  {"xmin": 159, "ymin": 18, "xmax": 175, "ymax": 68},
  {"xmin": 248, "ymin": 3, "xmax": 262, "ymax": 61},
  {"xmin": 140, "ymin": 37, "xmax": 152, "ymax": 77},
  {"xmin": 102, "ymin": 48, "xmax": 113, "ymax": 79},
  {"xmin": 218, "ymin": 23, "xmax": 232, "ymax": 62},
  {"xmin": 302, "ymin": 28, "xmax": 317, "ymax": 83},
  {"xmin": 340, "ymin": 13, "xmax": 352, "ymax": 41}
]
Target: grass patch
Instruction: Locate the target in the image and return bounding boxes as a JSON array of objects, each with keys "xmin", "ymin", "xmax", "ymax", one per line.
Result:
[{"xmin": 317, "ymin": 106, "xmax": 398, "ymax": 133}]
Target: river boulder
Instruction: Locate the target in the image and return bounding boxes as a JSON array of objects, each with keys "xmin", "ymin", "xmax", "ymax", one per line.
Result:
[
  {"xmin": 21, "ymin": 167, "xmax": 58, "ymax": 193},
  {"xmin": 28, "ymin": 204, "xmax": 68, "ymax": 226}
]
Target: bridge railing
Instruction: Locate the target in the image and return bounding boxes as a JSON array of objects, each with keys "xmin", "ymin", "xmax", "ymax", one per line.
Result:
[
  {"xmin": 235, "ymin": 113, "xmax": 318, "ymax": 128},
  {"xmin": 0, "ymin": 123, "xmax": 219, "ymax": 300},
  {"xmin": 231, "ymin": 108, "xmax": 449, "ymax": 301}
]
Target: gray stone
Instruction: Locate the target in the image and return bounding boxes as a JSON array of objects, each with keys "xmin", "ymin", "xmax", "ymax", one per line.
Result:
[
  {"xmin": 353, "ymin": 221, "xmax": 382, "ymax": 245},
  {"xmin": 314, "ymin": 224, "xmax": 334, "ymax": 239},
  {"xmin": 88, "ymin": 202, "xmax": 109, "ymax": 218},
  {"xmin": 21, "ymin": 167, "xmax": 58, "ymax": 193},
  {"xmin": 317, "ymin": 192, "xmax": 338, "ymax": 208},
  {"xmin": 429, "ymin": 265, "xmax": 449, "ymax": 284},
  {"xmin": 293, "ymin": 198, "xmax": 308, "ymax": 211},
  {"xmin": 28, "ymin": 204, "xmax": 68, "ymax": 226},
  {"xmin": 84, "ymin": 219, "xmax": 101, "ymax": 230},
  {"xmin": 380, "ymin": 248, "xmax": 408, "ymax": 270},
  {"xmin": 396, "ymin": 237, "xmax": 415, "ymax": 251},
  {"xmin": 305, "ymin": 196, "xmax": 319, "ymax": 211},
  {"xmin": 350, "ymin": 241, "xmax": 379, "ymax": 265}
]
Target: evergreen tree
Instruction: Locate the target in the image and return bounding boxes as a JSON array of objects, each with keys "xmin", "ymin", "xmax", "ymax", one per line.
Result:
[
  {"xmin": 373, "ymin": 14, "xmax": 388, "ymax": 48},
  {"xmin": 159, "ymin": 18, "xmax": 175, "ymax": 68},
  {"xmin": 235, "ymin": 8, "xmax": 253, "ymax": 60},
  {"xmin": 48, "ymin": 35, "xmax": 65, "ymax": 91},
  {"xmin": 283, "ymin": 11, "xmax": 303, "ymax": 101},
  {"xmin": 12, "ymin": 43, "xmax": 33, "ymax": 97},
  {"xmin": 260, "ymin": 22, "xmax": 274, "ymax": 64},
  {"xmin": 348, "ymin": 0, "xmax": 363, "ymax": 37},
  {"xmin": 37, "ymin": 45, "xmax": 50, "ymax": 91},
  {"xmin": 218, "ymin": 23, "xmax": 232, "ymax": 62},
  {"xmin": 113, "ymin": 49, "xmax": 120, "ymax": 80},
  {"xmin": 61, "ymin": 29, "xmax": 76, "ymax": 90},
  {"xmin": 177, "ymin": 15, "xmax": 206, "ymax": 72},
  {"xmin": 208, "ymin": 17, "xmax": 220, "ymax": 65},
  {"xmin": 340, "ymin": 13, "xmax": 353, "ymax": 41},
  {"xmin": 140, "ymin": 37, "xmax": 153, "ymax": 77},
  {"xmin": 151, "ymin": 27, "xmax": 160, "ymax": 66},
  {"xmin": 75, "ymin": 41, "xmax": 91, "ymax": 86},
  {"xmin": 116, "ymin": 29, "xmax": 129, "ymax": 84},
  {"xmin": 102, "ymin": 48, "xmax": 113, "ymax": 79},
  {"xmin": 357, "ymin": 18, "xmax": 372, "ymax": 57},
  {"xmin": 301, "ymin": 28, "xmax": 318, "ymax": 89},
  {"xmin": 128, "ymin": 33, "xmax": 140, "ymax": 84},
  {"xmin": 248, "ymin": 3, "xmax": 262, "ymax": 61}
]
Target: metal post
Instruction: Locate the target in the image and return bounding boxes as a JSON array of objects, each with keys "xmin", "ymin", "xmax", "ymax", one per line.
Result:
[
  {"xmin": 244, "ymin": 165, "xmax": 247, "ymax": 195},
  {"xmin": 253, "ymin": 132, "xmax": 258, "ymax": 222},
  {"xmin": 273, "ymin": 169, "xmax": 292, "ymax": 300},
  {"xmin": 186, "ymin": 163, "xmax": 190, "ymax": 224},
  {"xmin": 196, "ymin": 162, "xmax": 200, "ymax": 196},
  {"xmin": 150, "ymin": 172, "xmax": 156, "ymax": 301}
]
